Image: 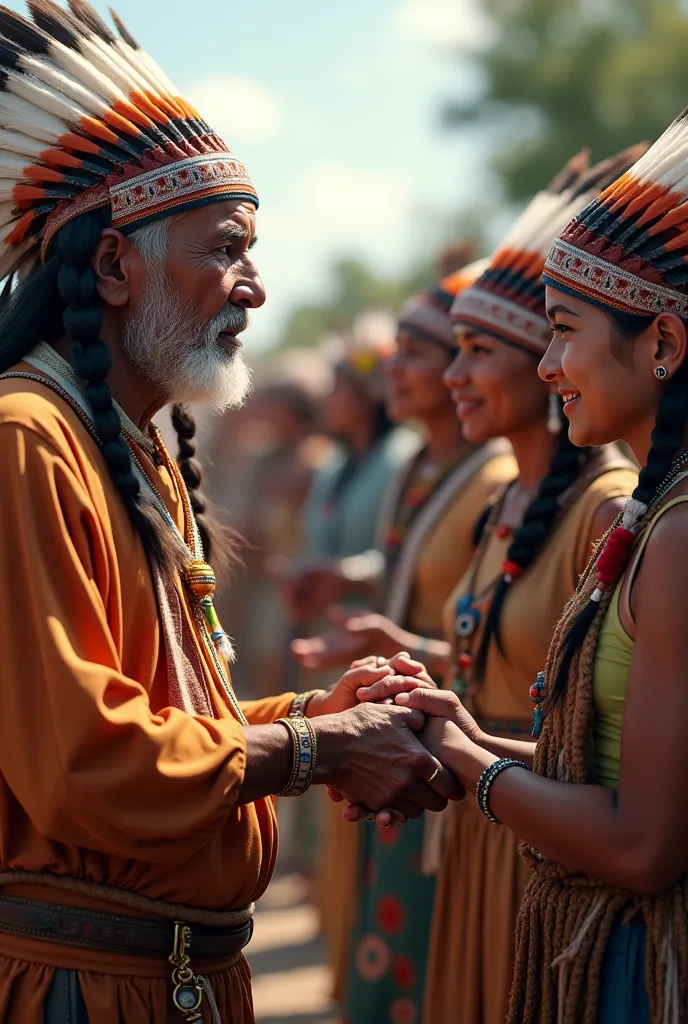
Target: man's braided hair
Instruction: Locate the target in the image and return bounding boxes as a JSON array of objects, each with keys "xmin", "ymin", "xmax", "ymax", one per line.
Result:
[{"xmin": 0, "ymin": 209, "xmax": 235, "ymax": 577}]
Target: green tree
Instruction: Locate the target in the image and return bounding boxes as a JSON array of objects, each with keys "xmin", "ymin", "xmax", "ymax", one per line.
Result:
[{"xmin": 446, "ymin": 0, "xmax": 688, "ymax": 201}]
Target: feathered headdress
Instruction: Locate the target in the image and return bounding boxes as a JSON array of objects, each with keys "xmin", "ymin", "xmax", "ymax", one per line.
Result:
[
  {"xmin": 0, "ymin": 0, "xmax": 258, "ymax": 280},
  {"xmin": 543, "ymin": 118, "xmax": 688, "ymax": 317},
  {"xmin": 398, "ymin": 258, "xmax": 489, "ymax": 351},
  {"xmin": 452, "ymin": 145, "xmax": 648, "ymax": 354}
]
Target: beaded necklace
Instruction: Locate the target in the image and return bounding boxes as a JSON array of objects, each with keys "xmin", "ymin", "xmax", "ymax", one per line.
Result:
[
  {"xmin": 452, "ymin": 484, "xmax": 514, "ymax": 698},
  {"xmin": 0, "ymin": 362, "xmax": 246, "ymax": 725},
  {"xmin": 382, "ymin": 446, "xmax": 468, "ymax": 583}
]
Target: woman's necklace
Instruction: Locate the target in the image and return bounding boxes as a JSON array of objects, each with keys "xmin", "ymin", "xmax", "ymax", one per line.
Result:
[
  {"xmin": 383, "ymin": 446, "xmax": 467, "ymax": 577},
  {"xmin": 452, "ymin": 484, "xmax": 515, "ymax": 698}
]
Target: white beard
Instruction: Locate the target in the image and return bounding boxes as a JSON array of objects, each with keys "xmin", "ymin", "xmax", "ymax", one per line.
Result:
[{"xmin": 123, "ymin": 260, "xmax": 253, "ymax": 413}]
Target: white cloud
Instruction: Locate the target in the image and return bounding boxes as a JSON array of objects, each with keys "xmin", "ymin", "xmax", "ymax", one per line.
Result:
[
  {"xmin": 297, "ymin": 164, "xmax": 411, "ymax": 236},
  {"xmin": 394, "ymin": 0, "xmax": 494, "ymax": 51},
  {"xmin": 186, "ymin": 75, "xmax": 283, "ymax": 143}
]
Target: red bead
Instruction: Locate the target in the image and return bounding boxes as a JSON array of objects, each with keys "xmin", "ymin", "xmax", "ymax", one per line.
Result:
[
  {"xmin": 494, "ymin": 525, "xmax": 511, "ymax": 539},
  {"xmin": 502, "ymin": 560, "xmax": 522, "ymax": 579},
  {"xmin": 458, "ymin": 653, "xmax": 473, "ymax": 670},
  {"xmin": 529, "ymin": 683, "xmax": 541, "ymax": 702},
  {"xmin": 596, "ymin": 527, "xmax": 634, "ymax": 586}
]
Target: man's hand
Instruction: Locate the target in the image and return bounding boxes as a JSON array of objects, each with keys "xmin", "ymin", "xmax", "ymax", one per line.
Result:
[{"xmin": 312, "ymin": 703, "xmax": 460, "ymax": 819}]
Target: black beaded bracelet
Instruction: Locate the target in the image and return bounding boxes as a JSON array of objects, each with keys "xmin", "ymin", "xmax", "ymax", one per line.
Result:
[{"xmin": 476, "ymin": 758, "xmax": 528, "ymax": 825}]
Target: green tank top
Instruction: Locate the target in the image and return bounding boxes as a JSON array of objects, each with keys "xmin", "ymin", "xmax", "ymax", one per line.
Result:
[{"xmin": 592, "ymin": 494, "xmax": 688, "ymax": 787}]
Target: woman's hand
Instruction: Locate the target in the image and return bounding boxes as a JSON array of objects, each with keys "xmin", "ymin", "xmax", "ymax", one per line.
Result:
[
  {"xmin": 307, "ymin": 653, "xmax": 434, "ymax": 717},
  {"xmin": 396, "ymin": 689, "xmax": 495, "ymax": 792},
  {"xmin": 395, "ymin": 687, "xmax": 484, "ymax": 745}
]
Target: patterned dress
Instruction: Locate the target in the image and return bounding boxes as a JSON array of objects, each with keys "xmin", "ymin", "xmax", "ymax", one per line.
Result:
[{"xmin": 344, "ymin": 445, "xmax": 517, "ymax": 1023}]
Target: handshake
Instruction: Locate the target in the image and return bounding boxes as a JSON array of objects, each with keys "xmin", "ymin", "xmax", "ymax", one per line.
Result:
[{"xmin": 306, "ymin": 654, "xmax": 470, "ymax": 826}]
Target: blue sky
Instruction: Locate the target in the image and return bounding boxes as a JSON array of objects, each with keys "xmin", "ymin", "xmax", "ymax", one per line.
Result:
[{"xmin": 7, "ymin": 0, "xmax": 493, "ymax": 350}]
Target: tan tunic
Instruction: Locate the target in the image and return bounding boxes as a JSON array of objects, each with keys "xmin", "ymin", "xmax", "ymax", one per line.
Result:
[
  {"xmin": 424, "ymin": 465, "xmax": 638, "ymax": 1024},
  {"xmin": 0, "ymin": 376, "xmax": 296, "ymax": 1023}
]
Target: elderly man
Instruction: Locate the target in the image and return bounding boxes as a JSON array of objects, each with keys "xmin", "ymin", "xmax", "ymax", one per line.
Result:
[{"xmin": 0, "ymin": 4, "xmax": 452, "ymax": 1021}]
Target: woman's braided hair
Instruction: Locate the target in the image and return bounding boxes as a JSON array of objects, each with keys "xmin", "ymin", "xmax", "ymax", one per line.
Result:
[
  {"xmin": 472, "ymin": 412, "xmax": 599, "ymax": 682},
  {"xmin": 509, "ymin": 309, "xmax": 688, "ymax": 1024}
]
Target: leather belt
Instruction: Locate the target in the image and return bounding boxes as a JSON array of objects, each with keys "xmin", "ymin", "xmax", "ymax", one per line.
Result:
[{"xmin": 0, "ymin": 894, "xmax": 254, "ymax": 961}]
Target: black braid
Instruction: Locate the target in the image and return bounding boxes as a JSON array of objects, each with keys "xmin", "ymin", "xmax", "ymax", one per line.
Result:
[
  {"xmin": 473, "ymin": 426, "xmax": 598, "ymax": 682},
  {"xmin": 472, "ymin": 502, "xmax": 494, "ymax": 548},
  {"xmin": 0, "ymin": 209, "xmax": 183, "ymax": 576},
  {"xmin": 170, "ymin": 402, "xmax": 242, "ymax": 576},
  {"xmin": 549, "ymin": 311, "xmax": 688, "ymax": 708}
]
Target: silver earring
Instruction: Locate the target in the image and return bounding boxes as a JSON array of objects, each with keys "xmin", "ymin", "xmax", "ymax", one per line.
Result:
[
  {"xmin": 547, "ymin": 390, "xmax": 562, "ymax": 435},
  {"xmin": 655, "ymin": 365, "xmax": 668, "ymax": 380}
]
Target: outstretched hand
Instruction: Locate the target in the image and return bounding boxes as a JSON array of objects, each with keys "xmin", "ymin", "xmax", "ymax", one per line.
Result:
[{"xmin": 292, "ymin": 609, "xmax": 410, "ymax": 669}]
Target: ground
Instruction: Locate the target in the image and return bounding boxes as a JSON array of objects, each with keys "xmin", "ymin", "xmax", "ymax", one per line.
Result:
[{"xmin": 249, "ymin": 871, "xmax": 337, "ymax": 1024}]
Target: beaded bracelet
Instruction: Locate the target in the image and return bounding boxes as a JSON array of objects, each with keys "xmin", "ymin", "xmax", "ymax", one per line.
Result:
[
  {"xmin": 276, "ymin": 716, "xmax": 318, "ymax": 797},
  {"xmin": 476, "ymin": 758, "xmax": 528, "ymax": 825},
  {"xmin": 288, "ymin": 690, "xmax": 325, "ymax": 718}
]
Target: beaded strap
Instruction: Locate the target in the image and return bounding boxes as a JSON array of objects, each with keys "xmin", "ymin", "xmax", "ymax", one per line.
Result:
[
  {"xmin": 476, "ymin": 757, "xmax": 528, "ymax": 825},
  {"xmin": 276, "ymin": 717, "xmax": 317, "ymax": 797},
  {"xmin": 288, "ymin": 690, "xmax": 325, "ymax": 718}
]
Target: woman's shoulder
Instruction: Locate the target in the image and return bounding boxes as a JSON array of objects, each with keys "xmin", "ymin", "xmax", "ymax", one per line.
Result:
[{"xmin": 565, "ymin": 459, "xmax": 637, "ymax": 525}]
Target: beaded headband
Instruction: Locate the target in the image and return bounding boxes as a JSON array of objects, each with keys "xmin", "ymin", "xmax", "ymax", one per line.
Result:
[
  {"xmin": 452, "ymin": 145, "xmax": 648, "ymax": 354},
  {"xmin": 398, "ymin": 259, "xmax": 488, "ymax": 351},
  {"xmin": 0, "ymin": 0, "xmax": 258, "ymax": 279}
]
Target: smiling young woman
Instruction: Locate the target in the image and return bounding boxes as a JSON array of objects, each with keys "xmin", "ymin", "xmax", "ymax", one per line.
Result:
[
  {"xmin": 418, "ymin": 149, "xmax": 640, "ymax": 1024},
  {"xmin": 399, "ymin": 115, "xmax": 688, "ymax": 1024}
]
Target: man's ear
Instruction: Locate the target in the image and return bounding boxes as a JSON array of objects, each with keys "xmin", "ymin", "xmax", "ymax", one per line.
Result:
[{"xmin": 90, "ymin": 228, "xmax": 142, "ymax": 308}]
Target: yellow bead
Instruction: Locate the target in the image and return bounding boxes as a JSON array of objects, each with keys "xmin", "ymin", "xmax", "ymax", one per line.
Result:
[{"xmin": 185, "ymin": 560, "xmax": 216, "ymax": 599}]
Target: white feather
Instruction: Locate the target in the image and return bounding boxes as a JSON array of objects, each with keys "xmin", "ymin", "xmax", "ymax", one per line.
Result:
[
  {"xmin": 0, "ymin": 152, "xmax": 34, "ymax": 178},
  {"xmin": 17, "ymin": 57, "xmax": 109, "ymax": 118},
  {"xmin": 0, "ymin": 93, "xmax": 65, "ymax": 144},
  {"xmin": 0, "ymin": 128, "xmax": 45, "ymax": 159},
  {"xmin": 0, "ymin": 236, "xmax": 34, "ymax": 280},
  {"xmin": 46, "ymin": 37, "xmax": 127, "ymax": 107},
  {"xmin": 0, "ymin": 202, "xmax": 18, "ymax": 231},
  {"xmin": 5, "ymin": 74, "xmax": 89, "ymax": 128}
]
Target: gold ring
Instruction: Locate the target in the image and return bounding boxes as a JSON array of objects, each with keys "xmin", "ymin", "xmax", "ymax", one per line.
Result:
[
  {"xmin": 426, "ymin": 759, "xmax": 442, "ymax": 784},
  {"xmin": 363, "ymin": 811, "xmax": 376, "ymax": 822}
]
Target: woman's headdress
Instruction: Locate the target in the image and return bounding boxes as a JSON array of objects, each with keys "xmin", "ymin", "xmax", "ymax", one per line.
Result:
[
  {"xmin": 398, "ymin": 258, "xmax": 489, "ymax": 353},
  {"xmin": 543, "ymin": 116, "xmax": 688, "ymax": 317},
  {"xmin": 452, "ymin": 146, "xmax": 648, "ymax": 354},
  {"xmin": 0, "ymin": 0, "xmax": 258, "ymax": 279}
]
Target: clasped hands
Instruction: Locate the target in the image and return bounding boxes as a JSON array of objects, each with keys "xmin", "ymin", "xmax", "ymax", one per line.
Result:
[{"xmin": 311, "ymin": 654, "xmax": 477, "ymax": 827}]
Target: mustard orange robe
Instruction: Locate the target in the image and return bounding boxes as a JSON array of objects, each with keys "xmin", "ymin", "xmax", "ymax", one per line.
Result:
[{"xmin": 0, "ymin": 374, "xmax": 296, "ymax": 1023}]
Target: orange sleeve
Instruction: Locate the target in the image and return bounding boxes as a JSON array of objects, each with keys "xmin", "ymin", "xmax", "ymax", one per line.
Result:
[
  {"xmin": 239, "ymin": 694, "xmax": 298, "ymax": 725},
  {"xmin": 0, "ymin": 423, "xmax": 248, "ymax": 865}
]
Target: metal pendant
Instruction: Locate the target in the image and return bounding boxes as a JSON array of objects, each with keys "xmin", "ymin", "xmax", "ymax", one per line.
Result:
[{"xmin": 173, "ymin": 982, "xmax": 203, "ymax": 1021}]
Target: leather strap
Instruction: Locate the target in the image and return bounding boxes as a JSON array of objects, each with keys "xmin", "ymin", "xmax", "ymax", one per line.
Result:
[{"xmin": 0, "ymin": 894, "xmax": 253, "ymax": 961}]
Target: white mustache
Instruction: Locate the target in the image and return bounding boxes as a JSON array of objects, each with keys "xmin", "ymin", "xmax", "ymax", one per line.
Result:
[{"xmin": 208, "ymin": 304, "xmax": 249, "ymax": 341}]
